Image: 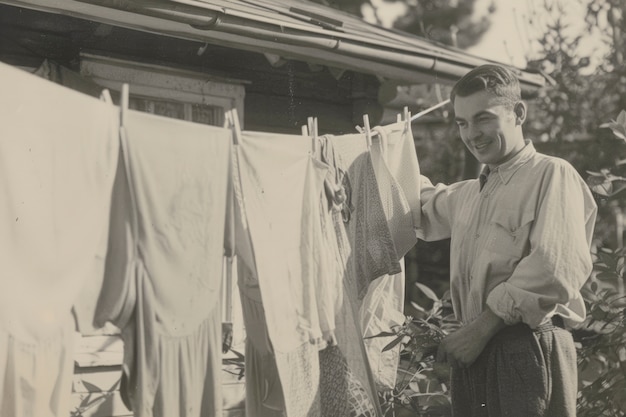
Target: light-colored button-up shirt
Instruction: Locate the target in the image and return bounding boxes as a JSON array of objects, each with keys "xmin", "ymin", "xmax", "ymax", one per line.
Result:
[{"xmin": 416, "ymin": 141, "xmax": 597, "ymax": 328}]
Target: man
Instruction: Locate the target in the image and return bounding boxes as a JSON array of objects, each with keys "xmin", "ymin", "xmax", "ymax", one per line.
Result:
[{"xmin": 416, "ymin": 64, "xmax": 597, "ymax": 416}]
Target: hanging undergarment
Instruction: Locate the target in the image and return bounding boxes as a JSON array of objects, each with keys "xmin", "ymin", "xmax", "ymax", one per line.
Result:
[
  {"xmin": 369, "ymin": 132, "xmax": 416, "ymax": 258},
  {"xmin": 234, "ymin": 130, "xmax": 339, "ymax": 417},
  {"xmin": 95, "ymin": 110, "xmax": 231, "ymax": 417},
  {"xmin": 318, "ymin": 137, "xmax": 381, "ymax": 417},
  {"xmin": 360, "ymin": 122, "xmax": 421, "ymax": 390},
  {"xmin": 328, "ymin": 133, "xmax": 401, "ymax": 301},
  {"xmin": 329, "ymin": 131, "xmax": 407, "ymax": 392},
  {"xmin": 372, "ymin": 122, "xmax": 422, "ymax": 229},
  {"xmin": 0, "ymin": 62, "xmax": 119, "ymax": 416}
]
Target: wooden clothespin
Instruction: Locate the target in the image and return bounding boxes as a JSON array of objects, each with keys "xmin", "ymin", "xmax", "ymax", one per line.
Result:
[
  {"xmin": 120, "ymin": 83, "xmax": 129, "ymax": 128},
  {"xmin": 363, "ymin": 114, "xmax": 372, "ymax": 148},
  {"xmin": 307, "ymin": 116, "xmax": 318, "ymax": 154},
  {"xmin": 404, "ymin": 106, "xmax": 412, "ymax": 131},
  {"xmin": 99, "ymin": 88, "xmax": 113, "ymax": 105},
  {"xmin": 225, "ymin": 109, "xmax": 242, "ymax": 145}
]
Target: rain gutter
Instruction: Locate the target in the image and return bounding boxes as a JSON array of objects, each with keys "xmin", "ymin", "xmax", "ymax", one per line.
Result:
[{"xmin": 0, "ymin": 0, "xmax": 545, "ymax": 91}]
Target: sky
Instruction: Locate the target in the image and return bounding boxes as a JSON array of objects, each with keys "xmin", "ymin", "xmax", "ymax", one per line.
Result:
[{"xmin": 366, "ymin": 0, "xmax": 610, "ymax": 71}]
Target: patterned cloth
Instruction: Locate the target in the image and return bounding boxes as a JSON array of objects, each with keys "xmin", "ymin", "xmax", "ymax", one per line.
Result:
[
  {"xmin": 319, "ymin": 137, "xmax": 383, "ymax": 416},
  {"xmin": 319, "ymin": 346, "xmax": 350, "ymax": 417},
  {"xmin": 319, "ymin": 345, "xmax": 378, "ymax": 417},
  {"xmin": 328, "ymin": 133, "xmax": 401, "ymax": 301}
]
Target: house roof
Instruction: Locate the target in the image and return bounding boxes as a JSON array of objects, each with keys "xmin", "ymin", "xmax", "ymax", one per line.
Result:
[{"xmin": 1, "ymin": 0, "xmax": 545, "ymax": 91}]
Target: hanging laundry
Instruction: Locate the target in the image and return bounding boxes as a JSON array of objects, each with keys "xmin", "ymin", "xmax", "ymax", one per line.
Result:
[
  {"xmin": 372, "ymin": 121, "xmax": 422, "ymax": 229},
  {"xmin": 329, "ymin": 130, "xmax": 410, "ymax": 392},
  {"xmin": 318, "ymin": 137, "xmax": 381, "ymax": 417},
  {"xmin": 360, "ymin": 123, "xmax": 422, "ymax": 390},
  {"xmin": 369, "ymin": 131, "xmax": 415, "ymax": 258},
  {"xmin": 328, "ymin": 133, "xmax": 401, "ymax": 301},
  {"xmin": 234, "ymin": 130, "xmax": 342, "ymax": 417},
  {"xmin": 0, "ymin": 62, "xmax": 119, "ymax": 416},
  {"xmin": 94, "ymin": 110, "xmax": 231, "ymax": 417}
]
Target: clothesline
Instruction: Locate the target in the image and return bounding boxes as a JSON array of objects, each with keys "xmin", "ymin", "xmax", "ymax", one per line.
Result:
[
  {"xmin": 410, "ymin": 99, "xmax": 450, "ymax": 121},
  {"xmin": 346, "ymin": 98, "xmax": 451, "ymax": 143}
]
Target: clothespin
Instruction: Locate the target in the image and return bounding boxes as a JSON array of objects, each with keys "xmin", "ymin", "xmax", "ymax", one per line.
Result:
[
  {"xmin": 404, "ymin": 106, "xmax": 412, "ymax": 132},
  {"xmin": 222, "ymin": 256, "xmax": 234, "ymax": 353},
  {"xmin": 307, "ymin": 117, "xmax": 318, "ymax": 155},
  {"xmin": 225, "ymin": 109, "xmax": 242, "ymax": 145},
  {"xmin": 301, "ymin": 125, "xmax": 309, "ymax": 136},
  {"xmin": 120, "ymin": 83, "xmax": 129, "ymax": 128},
  {"xmin": 99, "ymin": 88, "xmax": 113, "ymax": 105},
  {"xmin": 363, "ymin": 114, "xmax": 372, "ymax": 148}
]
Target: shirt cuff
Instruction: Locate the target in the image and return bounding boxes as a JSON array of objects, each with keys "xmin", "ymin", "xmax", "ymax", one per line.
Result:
[
  {"xmin": 486, "ymin": 283, "xmax": 521, "ymax": 326},
  {"xmin": 486, "ymin": 283, "xmax": 551, "ymax": 329}
]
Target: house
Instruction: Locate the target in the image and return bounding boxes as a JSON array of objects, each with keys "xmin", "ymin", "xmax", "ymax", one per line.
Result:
[{"xmin": 0, "ymin": 1, "xmax": 545, "ymax": 416}]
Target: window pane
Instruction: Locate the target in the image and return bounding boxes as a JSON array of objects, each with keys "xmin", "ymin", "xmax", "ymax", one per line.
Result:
[
  {"xmin": 129, "ymin": 96, "xmax": 185, "ymax": 120},
  {"xmin": 192, "ymin": 103, "xmax": 224, "ymax": 126}
]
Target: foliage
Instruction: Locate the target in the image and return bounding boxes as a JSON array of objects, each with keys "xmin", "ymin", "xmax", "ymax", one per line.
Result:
[
  {"xmin": 309, "ymin": 0, "xmax": 492, "ymax": 48},
  {"xmin": 371, "ymin": 282, "xmax": 459, "ymax": 416},
  {"xmin": 525, "ymin": 0, "xmax": 626, "ymax": 144},
  {"xmin": 576, "ymin": 247, "xmax": 626, "ymax": 416},
  {"xmin": 588, "ymin": 110, "xmax": 626, "ymax": 198},
  {"xmin": 392, "ymin": 0, "xmax": 492, "ymax": 48},
  {"xmin": 222, "ymin": 348, "xmax": 246, "ymax": 380},
  {"xmin": 70, "ymin": 379, "xmax": 121, "ymax": 417},
  {"xmin": 574, "ymin": 110, "xmax": 626, "ymax": 416}
]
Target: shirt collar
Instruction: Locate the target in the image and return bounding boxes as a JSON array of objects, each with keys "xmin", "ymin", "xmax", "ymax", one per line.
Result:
[{"xmin": 489, "ymin": 140, "xmax": 535, "ymax": 185}]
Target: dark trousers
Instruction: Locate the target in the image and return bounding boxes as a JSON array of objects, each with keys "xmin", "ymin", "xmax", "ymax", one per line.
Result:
[{"xmin": 451, "ymin": 318, "xmax": 577, "ymax": 417}]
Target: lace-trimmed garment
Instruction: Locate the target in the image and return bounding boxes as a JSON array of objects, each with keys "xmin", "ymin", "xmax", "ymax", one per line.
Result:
[
  {"xmin": 318, "ymin": 137, "xmax": 382, "ymax": 416},
  {"xmin": 96, "ymin": 110, "xmax": 231, "ymax": 417},
  {"xmin": 0, "ymin": 62, "xmax": 119, "ymax": 416},
  {"xmin": 328, "ymin": 133, "xmax": 401, "ymax": 301},
  {"xmin": 361, "ymin": 126, "xmax": 421, "ymax": 390}
]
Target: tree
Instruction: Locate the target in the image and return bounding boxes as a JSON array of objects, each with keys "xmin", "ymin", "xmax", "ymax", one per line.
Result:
[
  {"xmin": 392, "ymin": 0, "xmax": 493, "ymax": 48},
  {"xmin": 525, "ymin": 0, "xmax": 625, "ymax": 145},
  {"xmin": 310, "ymin": 0, "xmax": 493, "ymax": 48}
]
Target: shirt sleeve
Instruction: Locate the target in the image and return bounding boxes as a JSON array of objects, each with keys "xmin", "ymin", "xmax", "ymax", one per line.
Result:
[
  {"xmin": 415, "ymin": 175, "xmax": 467, "ymax": 242},
  {"xmin": 486, "ymin": 161, "xmax": 597, "ymax": 328}
]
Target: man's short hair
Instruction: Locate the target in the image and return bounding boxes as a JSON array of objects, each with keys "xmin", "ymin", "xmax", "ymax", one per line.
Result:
[{"xmin": 450, "ymin": 64, "xmax": 522, "ymax": 108}]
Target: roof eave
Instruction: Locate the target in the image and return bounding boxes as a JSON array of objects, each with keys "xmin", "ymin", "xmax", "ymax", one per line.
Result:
[{"xmin": 1, "ymin": 0, "xmax": 545, "ymax": 92}]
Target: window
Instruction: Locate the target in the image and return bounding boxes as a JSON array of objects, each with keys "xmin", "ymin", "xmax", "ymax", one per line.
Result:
[{"xmin": 80, "ymin": 53, "xmax": 245, "ymax": 127}]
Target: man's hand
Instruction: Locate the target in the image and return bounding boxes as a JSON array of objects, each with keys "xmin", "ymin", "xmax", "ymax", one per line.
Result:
[{"xmin": 436, "ymin": 308, "xmax": 506, "ymax": 368}]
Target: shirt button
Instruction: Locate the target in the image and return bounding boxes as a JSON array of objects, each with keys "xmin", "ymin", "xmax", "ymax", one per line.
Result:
[{"xmin": 475, "ymin": 233, "xmax": 480, "ymax": 239}]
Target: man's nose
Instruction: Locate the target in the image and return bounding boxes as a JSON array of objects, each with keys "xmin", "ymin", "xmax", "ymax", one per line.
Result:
[{"xmin": 468, "ymin": 123, "xmax": 482, "ymax": 142}]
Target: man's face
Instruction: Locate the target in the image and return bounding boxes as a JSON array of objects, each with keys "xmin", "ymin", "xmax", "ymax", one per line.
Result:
[{"xmin": 454, "ymin": 90, "xmax": 525, "ymax": 166}]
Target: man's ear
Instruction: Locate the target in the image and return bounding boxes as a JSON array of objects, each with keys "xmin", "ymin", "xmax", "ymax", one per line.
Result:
[{"xmin": 514, "ymin": 101, "xmax": 527, "ymax": 125}]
